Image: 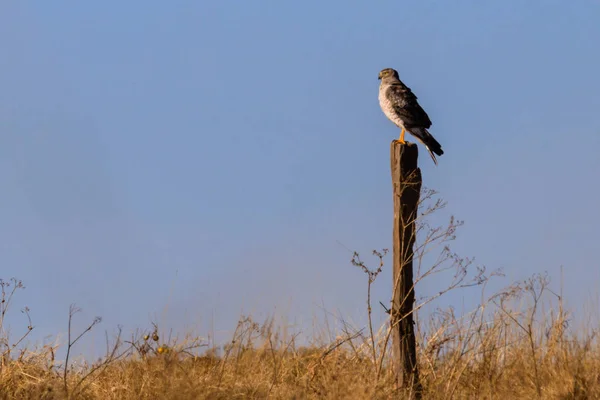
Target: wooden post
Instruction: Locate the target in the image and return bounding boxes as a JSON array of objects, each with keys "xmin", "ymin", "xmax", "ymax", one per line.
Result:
[{"xmin": 390, "ymin": 141, "xmax": 422, "ymax": 398}]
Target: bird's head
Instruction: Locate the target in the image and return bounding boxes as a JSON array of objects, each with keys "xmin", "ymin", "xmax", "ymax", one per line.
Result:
[{"xmin": 378, "ymin": 68, "xmax": 399, "ymax": 80}]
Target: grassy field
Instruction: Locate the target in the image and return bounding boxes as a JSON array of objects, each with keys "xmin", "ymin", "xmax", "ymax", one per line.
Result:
[
  {"xmin": 1, "ymin": 194, "xmax": 595, "ymax": 399},
  {"xmin": 1, "ymin": 272, "xmax": 599, "ymax": 400}
]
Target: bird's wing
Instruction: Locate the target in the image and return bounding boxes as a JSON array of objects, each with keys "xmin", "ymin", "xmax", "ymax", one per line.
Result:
[{"xmin": 386, "ymin": 82, "xmax": 432, "ymax": 129}]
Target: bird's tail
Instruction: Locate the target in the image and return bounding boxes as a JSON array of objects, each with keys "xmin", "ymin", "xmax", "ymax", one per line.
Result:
[{"xmin": 411, "ymin": 127, "xmax": 444, "ymax": 166}]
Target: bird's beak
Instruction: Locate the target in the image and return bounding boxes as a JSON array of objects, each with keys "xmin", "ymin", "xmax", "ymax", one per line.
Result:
[{"xmin": 378, "ymin": 73, "xmax": 382, "ymax": 80}]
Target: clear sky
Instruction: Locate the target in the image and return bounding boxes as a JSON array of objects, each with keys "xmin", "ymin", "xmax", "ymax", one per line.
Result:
[{"xmin": 1, "ymin": 1, "xmax": 600, "ymax": 355}]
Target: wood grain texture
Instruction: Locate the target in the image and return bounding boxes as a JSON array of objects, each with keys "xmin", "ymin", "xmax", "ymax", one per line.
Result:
[{"xmin": 390, "ymin": 141, "xmax": 422, "ymax": 398}]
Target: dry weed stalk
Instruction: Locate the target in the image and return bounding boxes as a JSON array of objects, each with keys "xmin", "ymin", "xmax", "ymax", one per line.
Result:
[
  {"xmin": 0, "ymin": 278, "xmax": 34, "ymax": 370},
  {"xmin": 350, "ymin": 188, "xmax": 499, "ymax": 384}
]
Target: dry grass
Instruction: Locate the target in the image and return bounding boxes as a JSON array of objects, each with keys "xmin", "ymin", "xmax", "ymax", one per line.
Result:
[
  {"xmin": 1, "ymin": 191, "xmax": 595, "ymax": 399},
  {"xmin": 1, "ymin": 274, "xmax": 600, "ymax": 399}
]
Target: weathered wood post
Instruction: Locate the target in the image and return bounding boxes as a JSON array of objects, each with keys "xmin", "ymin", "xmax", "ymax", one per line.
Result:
[{"xmin": 390, "ymin": 141, "xmax": 422, "ymax": 398}]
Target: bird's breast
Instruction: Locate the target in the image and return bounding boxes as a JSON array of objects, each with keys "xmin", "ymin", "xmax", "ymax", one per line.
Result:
[{"xmin": 378, "ymin": 86, "xmax": 404, "ymax": 128}]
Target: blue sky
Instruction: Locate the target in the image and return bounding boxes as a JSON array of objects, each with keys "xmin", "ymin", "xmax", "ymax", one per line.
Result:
[{"xmin": 1, "ymin": 1, "xmax": 600, "ymax": 355}]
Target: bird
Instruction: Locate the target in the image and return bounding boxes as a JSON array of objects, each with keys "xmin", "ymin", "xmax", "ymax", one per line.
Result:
[{"xmin": 378, "ymin": 68, "xmax": 444, "ymax": 165}]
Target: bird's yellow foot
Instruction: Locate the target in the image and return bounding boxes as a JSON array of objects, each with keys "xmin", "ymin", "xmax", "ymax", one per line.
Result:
[{"xmin": 397, "ymin": 128, "xmax": 406, "ymax": 144}]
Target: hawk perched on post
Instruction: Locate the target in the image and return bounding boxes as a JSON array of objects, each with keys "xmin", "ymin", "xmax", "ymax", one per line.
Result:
[{"xmin": 378, "ymin": 68, "xmax": 444, "ymax": 165}]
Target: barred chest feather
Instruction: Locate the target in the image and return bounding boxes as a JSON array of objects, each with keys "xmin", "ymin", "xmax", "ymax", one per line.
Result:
[{"xmin": 378, "ymin": 85, "xmax": 405, "ymax": 129}]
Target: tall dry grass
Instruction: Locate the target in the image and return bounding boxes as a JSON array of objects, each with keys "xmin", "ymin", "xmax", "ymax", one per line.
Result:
[
  {"xmin": 1, "ymin": 272, "xmax": 599, "ymax": 399},
  {"xmin": 2, "ymin": 190, "xmax": 597, "ymax": 399}
]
